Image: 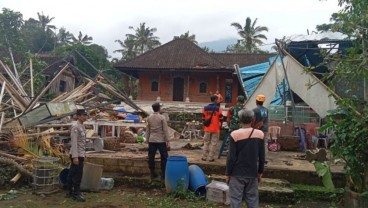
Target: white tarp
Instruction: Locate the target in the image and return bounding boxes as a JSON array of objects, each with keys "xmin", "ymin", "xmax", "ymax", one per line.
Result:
[{"xmin": 244, "ymin": 54, "xmax": 338, "ymax": 118}]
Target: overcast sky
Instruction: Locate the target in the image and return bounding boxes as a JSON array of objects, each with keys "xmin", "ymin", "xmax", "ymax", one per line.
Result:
[{"xmin": 1, "ymin": 0, "xmax": 341, "ymax": 59}]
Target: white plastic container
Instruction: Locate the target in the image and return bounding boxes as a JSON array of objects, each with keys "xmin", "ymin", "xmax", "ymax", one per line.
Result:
[
  {"xmin": 100, "ymin": 177, "xmax": 114, "ymax": 190},
  {"xmin": 206, "ymin": 180, "xmax": 230, "ymax": 205}
]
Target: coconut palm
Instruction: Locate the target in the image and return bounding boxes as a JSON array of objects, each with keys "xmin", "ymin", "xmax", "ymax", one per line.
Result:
[
  {"xmin": 37, "ymin": 12, "xmax": 56, "ymax": 33},
  {"xmin": 72, "ymin": 31, "xmax": 93, "ymax": 45},
  {"xmin": 174, "ymin": 31, "xmax": 198, "ymax": 44},
  {"xmin": 128, "ymin": 22, "xmax": 161, "ymax": 55},
  {"xmin": 114, "ymin": 35, "xmax": 137, "ymax": 61},
  {"xmin": 56, "ymin": 27, "xmax": 74, "ymax": 46},
  {"xmin": 230, "ymin": 17, "xmax": 269, "ymax": 53}
]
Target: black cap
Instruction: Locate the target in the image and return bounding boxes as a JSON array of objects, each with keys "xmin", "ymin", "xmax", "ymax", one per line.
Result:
[
  {"xmin": 76, "ymin": 109, "xmax": 88, "ymax": 115},
  {"xmin": 152, "ymin": 102, "xmax": 162, "ymax": 108}
]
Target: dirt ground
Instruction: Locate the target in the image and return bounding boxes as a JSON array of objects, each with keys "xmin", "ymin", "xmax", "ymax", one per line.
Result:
[{"xmin": 0, "ymin": 185, "xmax": 333, "ymax": 208}]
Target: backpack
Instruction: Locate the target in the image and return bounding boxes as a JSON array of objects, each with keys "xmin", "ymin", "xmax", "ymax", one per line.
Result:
[{"xmin": 203, "ymin": 110, "xmax": 215, "ymax": 127}]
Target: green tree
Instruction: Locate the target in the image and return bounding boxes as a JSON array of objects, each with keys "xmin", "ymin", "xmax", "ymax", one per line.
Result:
[
  {"xmin": 72, "ymin": 31, "xmax": 93, "ymax": 45},
  {"xmin": 21, "ymin": 17, "xmax": 56, "ymax": 53},
  {"xmin": 53, "ymin": 43, "xmax": 110, "ymax": 78},
  {"xmin": 316, "ymin": 13, "xmax": 340, "ymax": 32},
  {"xmin": 114, "ymin": 35, "xmax": 137, "ymax": 62},
  {"xmin": 321, "ymin": 0, "xmax": 368, "ymax": 194},
  {"xmin": 174, "ymin": 31, "xmax": 198, "ymax": 44},
  {"xmin": 115, "ymin": 22, "xmax": 161, "ymax": 61},
  {"xmin": 0, "ymin": 8, "xmax": 25, "ymax": 52},
  {"xmin": 230, "ymin": 17, "xmax": 269, "ymax": 53},
  {"xmin": 128, "ymin": 22, "xmax": 161, "ymax": 55},
  {"xmin": 56, "ymin": 27, "xmax": 74, "ymax": 46},
  {"xmin": 37, "ymin": 12, "xmax": 56, "ymax": 33}
]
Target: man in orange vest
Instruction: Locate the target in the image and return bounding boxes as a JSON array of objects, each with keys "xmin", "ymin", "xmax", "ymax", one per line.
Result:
[{"xmin": 202, "ymin": 95, "xmax": 224, "ymax": 162}]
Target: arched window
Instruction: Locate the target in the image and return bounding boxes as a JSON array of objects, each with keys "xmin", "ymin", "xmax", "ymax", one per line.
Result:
[
  {"xmin": 151, "ymin": 81, "xmax": 159, "ymax": 91},
  {"xmin": 199, "ymin": 82, "xmax": 207, "ymax": 93}
]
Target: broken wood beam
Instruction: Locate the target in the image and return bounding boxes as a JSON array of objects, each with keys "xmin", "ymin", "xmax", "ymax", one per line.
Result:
[
  {"xmin": 0, "ymin": 152, "xmax": 29, "ymax": 162},
  {"xmin": 0, "ymin": 157, "xmax": 34, "ymax": 177}
]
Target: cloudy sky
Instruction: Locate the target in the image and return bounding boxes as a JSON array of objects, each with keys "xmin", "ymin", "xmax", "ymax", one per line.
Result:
[{"xmin": 1, "ymin": 0, "xmax": 341, "ymax": 58}]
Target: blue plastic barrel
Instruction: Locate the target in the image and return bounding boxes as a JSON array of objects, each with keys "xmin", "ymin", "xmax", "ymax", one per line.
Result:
[
  {"xmin": 188, "ymin": 165, "xmax": 208, "ymax": 196},
  {"xmin": 165, "ymin": 156, "xmax": 189, "ymax": 193},
  {"xmin": 59, "ymin": 168, "xmax": 69, "ymax": 185},
  {"xmin": 125, "ymin": 114, "xmax": 140, "ymax": 123}
]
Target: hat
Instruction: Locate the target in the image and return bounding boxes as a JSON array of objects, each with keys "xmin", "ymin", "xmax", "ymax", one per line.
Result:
[
  {"xmin": 117, "ymin": 107, "xmax": 127, "ymax": 113},
  {"xmin": 76, "ymin": 109, "xmax": 88, "ymax": 115},
  {"xmin": 237, "ymin": 95, "xmax": 245, "ymax": 103},
  {"xmin": 152, "ymin": 102, "xmax": 162, "ymax": 108},
  {"xmin": 256, "ymin": 94, "xmax": 266, "ymax": 102}
]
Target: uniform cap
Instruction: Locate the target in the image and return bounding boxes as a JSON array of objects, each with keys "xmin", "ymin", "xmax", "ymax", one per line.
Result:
[
  {"xmin": 76, "ymin": 109, "xmax": 88, "ymax": 115},
  {"xmin": 152, "ymin": 102, "xmax": 163, "ymax": 108},
  {"xmin": 237, "ymin": 95, "xmax": 245, "ymax": 103},
  {"xmin": 256, "ymin": 94, "xmax": 266, "ymax": 102}
]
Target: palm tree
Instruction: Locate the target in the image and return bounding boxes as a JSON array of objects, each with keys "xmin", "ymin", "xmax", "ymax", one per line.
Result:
[
  {"xmin": 72, "ymin": 31, "xmax": 93, "ymax": 45},
  {"xmin": 114, "ymin": 35, "xmax": 137, "ymax": 61},
  {"xmin": 174, "ymin": 31, "xmax": 198, "ymax": 44},
  {"xmin": 230, "ymin": 17, "xmax": 269, "ymax": 53},
  {"xmin": 56, "ymin": 27, "xmax": 74, "ymax": 46},
  {"xmin": 128, "ymin": 22, "xmax": 161, "ymax": 55},
  {"xmin": 37, "ymin": 12, "xmax": 56, "ymax": 33}
]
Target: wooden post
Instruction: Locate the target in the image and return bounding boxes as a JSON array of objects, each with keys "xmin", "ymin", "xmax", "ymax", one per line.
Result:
[{"xmin": 30, "ymin": 58, "xmax": 34, "ymax": 98}]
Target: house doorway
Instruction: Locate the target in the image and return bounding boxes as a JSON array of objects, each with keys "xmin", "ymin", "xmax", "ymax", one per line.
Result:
[{"xmin": 173, "ymin": 77, "xmax": 184, "ymax": 101}]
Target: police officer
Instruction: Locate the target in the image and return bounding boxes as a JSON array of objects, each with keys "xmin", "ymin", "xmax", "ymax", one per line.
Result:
[{"xmin": 67, "ymin": 109, "xmax": 88, "ymax": 202}]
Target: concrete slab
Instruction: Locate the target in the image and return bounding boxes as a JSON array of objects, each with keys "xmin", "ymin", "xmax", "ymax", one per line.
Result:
[{"xmin": 86, "ymin": 138, "xmax": 345, "ymax": 187}]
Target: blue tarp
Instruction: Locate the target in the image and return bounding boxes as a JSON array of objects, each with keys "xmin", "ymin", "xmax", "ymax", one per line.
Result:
[{"xmin": 239, "ymin": 57, "xmax": 288, "ymax": 105}]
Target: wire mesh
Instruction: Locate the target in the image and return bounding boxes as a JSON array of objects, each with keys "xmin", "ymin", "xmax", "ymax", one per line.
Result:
[{"xmin": 32, "ymin": 156, "xmax": 60, "ymax": 194}]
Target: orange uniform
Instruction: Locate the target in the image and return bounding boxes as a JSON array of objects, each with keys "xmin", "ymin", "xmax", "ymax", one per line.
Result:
[{"xmin": 202, "ymin": 104, "xmax": 223, "ymax": 133}]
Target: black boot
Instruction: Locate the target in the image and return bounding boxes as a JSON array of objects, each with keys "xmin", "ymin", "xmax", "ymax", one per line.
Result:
[{"xmin": 72, "ymin": 192, "xmax": 86, "ymax": 202}]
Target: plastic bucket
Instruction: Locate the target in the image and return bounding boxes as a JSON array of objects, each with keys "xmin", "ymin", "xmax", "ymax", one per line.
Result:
[
  {"xmin": 165, "ymin": 156, "xmax": 189, "ymax": 193},
  {"xmin": 188, "ymin": 165, "xmax": 208, "ymax": 196},
  {"xmin": 59, "ymin": 168, "xmax": 69, "ymax": 186}
]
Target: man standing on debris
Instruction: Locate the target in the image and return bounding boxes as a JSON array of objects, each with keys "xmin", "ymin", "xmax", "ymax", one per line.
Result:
[
  {"xmin": 202, "ymin": 95, "xmax": 223, "ymax": 162},
  {"xmin": 146, "ymin": 102, "xmax": 170, "ymax": 181},
  {"xmin": 252, "ymin": 94, "xmax": 269, "ymax": 163},
  {"xmin": 227, "ymin": 95, "xmax": 246, "ymax": 132},
  {"xmin": 67, "ymin": 109, "xmax": 88, "ymax": 202},
  {"xmin": 214, "ymin": 90, "xmax": 224, "ymax": 107},
  {"xmin": 226, "ymin": 109, "xmax": 265, "ymax": 208}
]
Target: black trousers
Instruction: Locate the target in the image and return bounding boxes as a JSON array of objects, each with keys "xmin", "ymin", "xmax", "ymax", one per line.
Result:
[
  {"xmin": 148, "ymin": 142, "xmax": 168, "ymax": 179},
  {"xmin": 67, "ymin": 156, "xmax": 84, "ymax": 194}
]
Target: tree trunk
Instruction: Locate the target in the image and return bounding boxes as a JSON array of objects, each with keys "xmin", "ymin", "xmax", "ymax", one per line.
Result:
[{"xmin": 345, "ymin": 187, "xmax": 368, "ymax": 208}]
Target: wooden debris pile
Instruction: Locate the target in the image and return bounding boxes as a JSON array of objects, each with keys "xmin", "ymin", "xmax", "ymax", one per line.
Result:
[{"xmin": 0, "ymin": 58, "xmax": 148, "ymax": 185}]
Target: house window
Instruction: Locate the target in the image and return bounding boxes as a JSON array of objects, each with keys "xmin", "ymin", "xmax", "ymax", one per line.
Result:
[
  {"xmin": 151, "ymin": 81, "xmax": 159, "ymax": 92},
  {"xmin": 199, "ymin": 82, "xmax": 207, "ymax": 93},
  {"xmin": 59, "ymin": 80, "xmax": 66, "ymax": 92}
]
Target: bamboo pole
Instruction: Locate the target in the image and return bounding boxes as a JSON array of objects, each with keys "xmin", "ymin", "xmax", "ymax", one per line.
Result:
[
  {"xmin": 30, "ymin": 58, "xmax": 34, "ymax": 98},
  {"xmin": 0, "ymin": 61, "xmax": 30, "ymax": 103}
]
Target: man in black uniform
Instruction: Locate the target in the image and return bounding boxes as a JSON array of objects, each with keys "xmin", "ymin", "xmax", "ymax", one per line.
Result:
[{"xmin": 67, "ymin": 109, "xmax": 88, "ymax": 202}]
